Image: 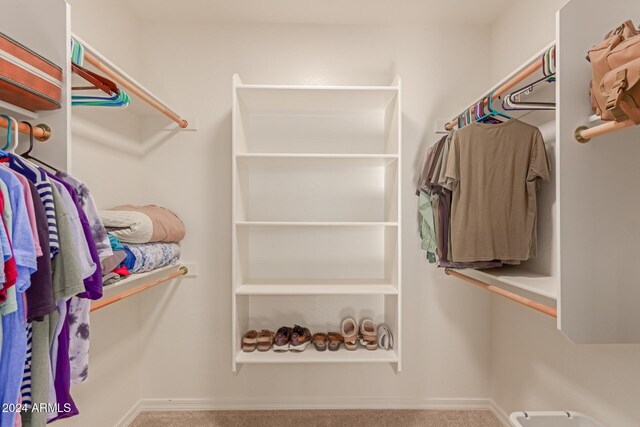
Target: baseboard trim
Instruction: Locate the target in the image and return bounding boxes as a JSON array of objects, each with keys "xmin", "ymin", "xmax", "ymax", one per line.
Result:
[
  {"xmin": 119, "ymin": 397, "xmax": 511, "ymax": 426},
  {"xmin": 489, "ymin": 400, "xmax": 511, "ymax": 427},
  {"xmin": 142, "ymin": 397, "xmax": 486, "ymax": 410},
  {"xmin": 116, "ymin": 400, "xmax": 143, "ymax": 427}
]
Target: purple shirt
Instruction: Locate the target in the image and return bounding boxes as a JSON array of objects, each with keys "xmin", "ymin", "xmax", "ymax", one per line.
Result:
[
  {"xmin": 43, "ymin": 171, "xmax": 101, "ymax": 421},
  {"xmin": 48, "ymin": 299, "xmax": 78, "ymax": 421}
]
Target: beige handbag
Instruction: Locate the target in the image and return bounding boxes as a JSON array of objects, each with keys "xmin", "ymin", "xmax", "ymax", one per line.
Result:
[{"xmin": 587, "ymin": 20, "xmax": 640, "ymax": 124}]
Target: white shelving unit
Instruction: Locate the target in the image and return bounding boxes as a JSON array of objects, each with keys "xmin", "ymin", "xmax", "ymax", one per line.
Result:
[{"xmin": 232, "ymin": 75, "xmax": 401, "ymax": 371}]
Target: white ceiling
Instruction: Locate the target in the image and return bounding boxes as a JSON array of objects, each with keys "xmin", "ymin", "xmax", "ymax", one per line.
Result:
[{"xmin": 126, "ymin": 0, "xmax": 511, "ymax": 25}]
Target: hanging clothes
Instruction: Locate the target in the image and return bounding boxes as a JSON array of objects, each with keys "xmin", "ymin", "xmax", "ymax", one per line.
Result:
[
  {"xmin": 0, "ymin": 162, "xmax": 38, "ymax": 427},
  {"xmin": 0, "ymin": 148, "xmax": 184, "ymax": 426},
  {"xmin": 417, "ymin": 118, "xmax": 550, "ymax": 268}
]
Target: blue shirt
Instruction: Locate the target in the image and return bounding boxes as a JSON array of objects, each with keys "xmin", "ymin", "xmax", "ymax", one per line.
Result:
[{"xmin": 0, "ymin": 166, "xmax": 38, "ymax": 292}]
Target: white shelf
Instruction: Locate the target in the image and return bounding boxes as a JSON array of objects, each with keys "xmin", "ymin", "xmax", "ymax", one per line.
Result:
[
  {"xmin": 232, "ymin": 75, "xmax": 401, "ymax": 370},
  {"xmin": 236, "ymin": 153, "xmax": 398, "ymax": 166},
  {"xmin": 236, "ymin": 221, "xmax": 398, "ymax": 227},
  {"xmin": 237, "ymin": 83, "xmax": 399, "ymax": 91},
  {"xmin": 236, "ymin": 347, "xmax": 398, "ymax": 364},
  {"xmin": 459, "ymin": 266, "xmax": 558, "ymax": 300},
  {"xmin": 236, "ymin": 283, "xmax": 398, "ymax": 295},
  {"xmin": 235, "ymin": 152, "xmax": 398, "ymax": 223},
  {"xmin": 102, "ymin": 264, "xmax": 181, "ymax": 292},
  {"xmin": 236, "ymin": 84, "xmax": 398, "ymax": 112}
]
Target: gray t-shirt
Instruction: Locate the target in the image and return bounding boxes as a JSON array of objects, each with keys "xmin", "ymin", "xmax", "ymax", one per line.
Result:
[{"xmin": 51, "ymin": 184, "xmax": 85, "ymax": 302}]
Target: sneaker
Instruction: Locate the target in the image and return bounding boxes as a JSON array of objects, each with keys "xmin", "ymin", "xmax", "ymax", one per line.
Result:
[
  {"xmin": 290, "ymin": 325, "xmax": 311, "ymax": 352},
  {"xmin": 273, "ymin": 326, "xmax": 292, "ymax": 352}
]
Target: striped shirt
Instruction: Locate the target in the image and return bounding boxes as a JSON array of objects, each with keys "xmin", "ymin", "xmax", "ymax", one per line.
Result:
[
  {"xmin": 21, "ymin": 321, "xmax": 33, "ymax": 409},
  {"xmin": 6, "ymin": 155, "xmax": 59, "ymax": 258}
]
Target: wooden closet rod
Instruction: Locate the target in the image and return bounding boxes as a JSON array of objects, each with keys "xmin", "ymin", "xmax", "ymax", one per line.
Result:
[
  {"xmin": 71, "ymin": 33, "xmax": 188, "ymax": 129},
  {"xmin": 444, "ymin": 268, "xmax": 557, "ymax": 318},
  {"xmin": 0, "ymin": 117, "xmax": 51, "ymax": 141},
  {"xmin": 82, "ymin": 51, "xmax": 188, "ymax": 129},
  {"xmin": 90, "ymin": 266, "xmax": 188, "ymax": 312},
  {"xmin": 444, "ymin": 44, "xmax": 555, "ymax": 131},
  {"xmin": 574, "ymin": 118, "xmax": 636, "ymax": 143}
]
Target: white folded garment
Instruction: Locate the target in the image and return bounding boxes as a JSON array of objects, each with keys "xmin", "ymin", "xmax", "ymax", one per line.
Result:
[{"xmin": 98, "ymin": 210, "xmax": 153, "ymax": 244}]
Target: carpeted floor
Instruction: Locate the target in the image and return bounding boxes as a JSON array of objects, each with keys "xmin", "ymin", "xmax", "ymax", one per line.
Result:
[{"xmin": 130, "ymin": 409, "xmax": 504, "ymax": 427}]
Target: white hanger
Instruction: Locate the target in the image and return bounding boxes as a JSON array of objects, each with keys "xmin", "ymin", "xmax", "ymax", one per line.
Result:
[{"xmin": 8, "ymin": 117, "xmax": 19, "ymax": 153}]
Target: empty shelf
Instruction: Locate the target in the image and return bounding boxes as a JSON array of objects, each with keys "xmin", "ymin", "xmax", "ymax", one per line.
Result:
[
  {"xmin": 235, "ymin": 221, "xmax": 398, "ymax": 227},
  {"xmin": 235, "ymin": 283, "xmax": 398, "ymax": 295},
  {"xmin": 236, "ymin": 84, "xmax": 398, "ymax": 112},
  {"xmin": 236, "ymin": 153, "xmax": 398, "ymax": 167}
]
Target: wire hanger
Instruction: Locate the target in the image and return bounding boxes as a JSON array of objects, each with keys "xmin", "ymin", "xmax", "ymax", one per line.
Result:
[
  {"xmin": 502, "ymin": 75, "xmax": 556, "ymax": 111},
  {"xmin": 19, "ymin": 121, "xmax": 59, "ymax": 172}
]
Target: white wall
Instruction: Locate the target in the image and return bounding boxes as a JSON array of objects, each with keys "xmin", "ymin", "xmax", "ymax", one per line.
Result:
[
  {"xmin": 489, "ymin": 1, "xmax": 640, "ymax": 426},
  {"xmin": 489, "ymin": 0, "xmax": 566, "ymax": 83},
  {"xmin": 133, "ymin": 22, "xmax": 497, "ymax": 408},
  {"xmin": 50, "ymin": 5, "xmax": 502, "ymax": 423}
]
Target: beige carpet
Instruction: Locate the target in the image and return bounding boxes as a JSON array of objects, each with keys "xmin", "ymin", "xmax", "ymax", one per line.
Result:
[{"xmin": 130, "ymin": 409, "xmax": 503, "ymax": 427}]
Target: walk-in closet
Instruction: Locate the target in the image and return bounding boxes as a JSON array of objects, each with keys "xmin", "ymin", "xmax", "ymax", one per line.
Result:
[{"xmin": 1, "ymin": 0, "xmax": 639, "ymax": 426}]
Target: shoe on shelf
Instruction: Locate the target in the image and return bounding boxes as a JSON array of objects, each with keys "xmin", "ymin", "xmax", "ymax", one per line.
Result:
[
  {"xmin": 273, "ymin": 326, "xmax": 292, "ymax": 352},
  {"xmin": 327, "ymin": 332, "xmax": 343, "ymax": 351},
  {"xmin": 377, "ymin": 323, "xmax": 393, "ymax": 350},
  {"xmin": 341, "ymin": 317, "xmax": 358, "ymax": 351},
  {"xmin": 290, "ymin": 325, "xmax": 311, "ymax": 352},
  {"xmin": 312, "ymin": 333, "xmax": 328, "ymax": 351},
  {"xmin": 257, "ymin": 329, "xmax": 275, "ymax": 352},
  {"xmin": 359, "ymin": 318, "xmax": 378, "ymax": 351},
  {"xmin": 242, "ymin": 330, "xmax": 258, "ymax": 352}
]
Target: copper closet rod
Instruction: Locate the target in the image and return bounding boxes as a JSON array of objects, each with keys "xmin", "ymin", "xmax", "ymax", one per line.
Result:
[
  {"xmin": 440, "ymin": 38, "xmax": 635, "ymax": 141},
  {"xmin": 444, "ymin": 55, "xmax": 547, "ymax": 131},
  {"xmin": 0, "ymin": 116, "xmax": 51, "ymax": 141},
  {"xmin": 444, "ymin": 268, "xmax": 557, "ymax": 318},
  {"xmin": 575, "ymin": 118, "xmax": 636, "ymax": 143},
  {"xmin": 81, "ymin": 51, "xmax": 189, "ymax": 129},
  {"xmin": 90, "ymin": 266, "xmax": 188, "ymax": 312}
]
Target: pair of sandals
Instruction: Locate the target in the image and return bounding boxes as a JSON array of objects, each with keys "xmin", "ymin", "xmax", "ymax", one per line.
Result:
[
  {"xmin": 241, "ymin": 329, "xmax": 276, "ymax": 352},
  {"xmin": 341, "ymin": 318, "xmax": 394, "ymax": 351},
  {"xmin": 341, "ymin": 318, "xmax": 378, "ymax": 350},
  {"xmin": 311, "ymin": 332, "xmax": 343, "ymax": 351}
]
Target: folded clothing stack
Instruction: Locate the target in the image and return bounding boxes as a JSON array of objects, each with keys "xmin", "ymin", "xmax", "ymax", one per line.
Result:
[
  {"xmin": 99, "ymin": 205, "xmax": 185, "ymax": 284},
  {"xmin": 99, "ymin": 204, "xmax": 185, "ymax": 243}
]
